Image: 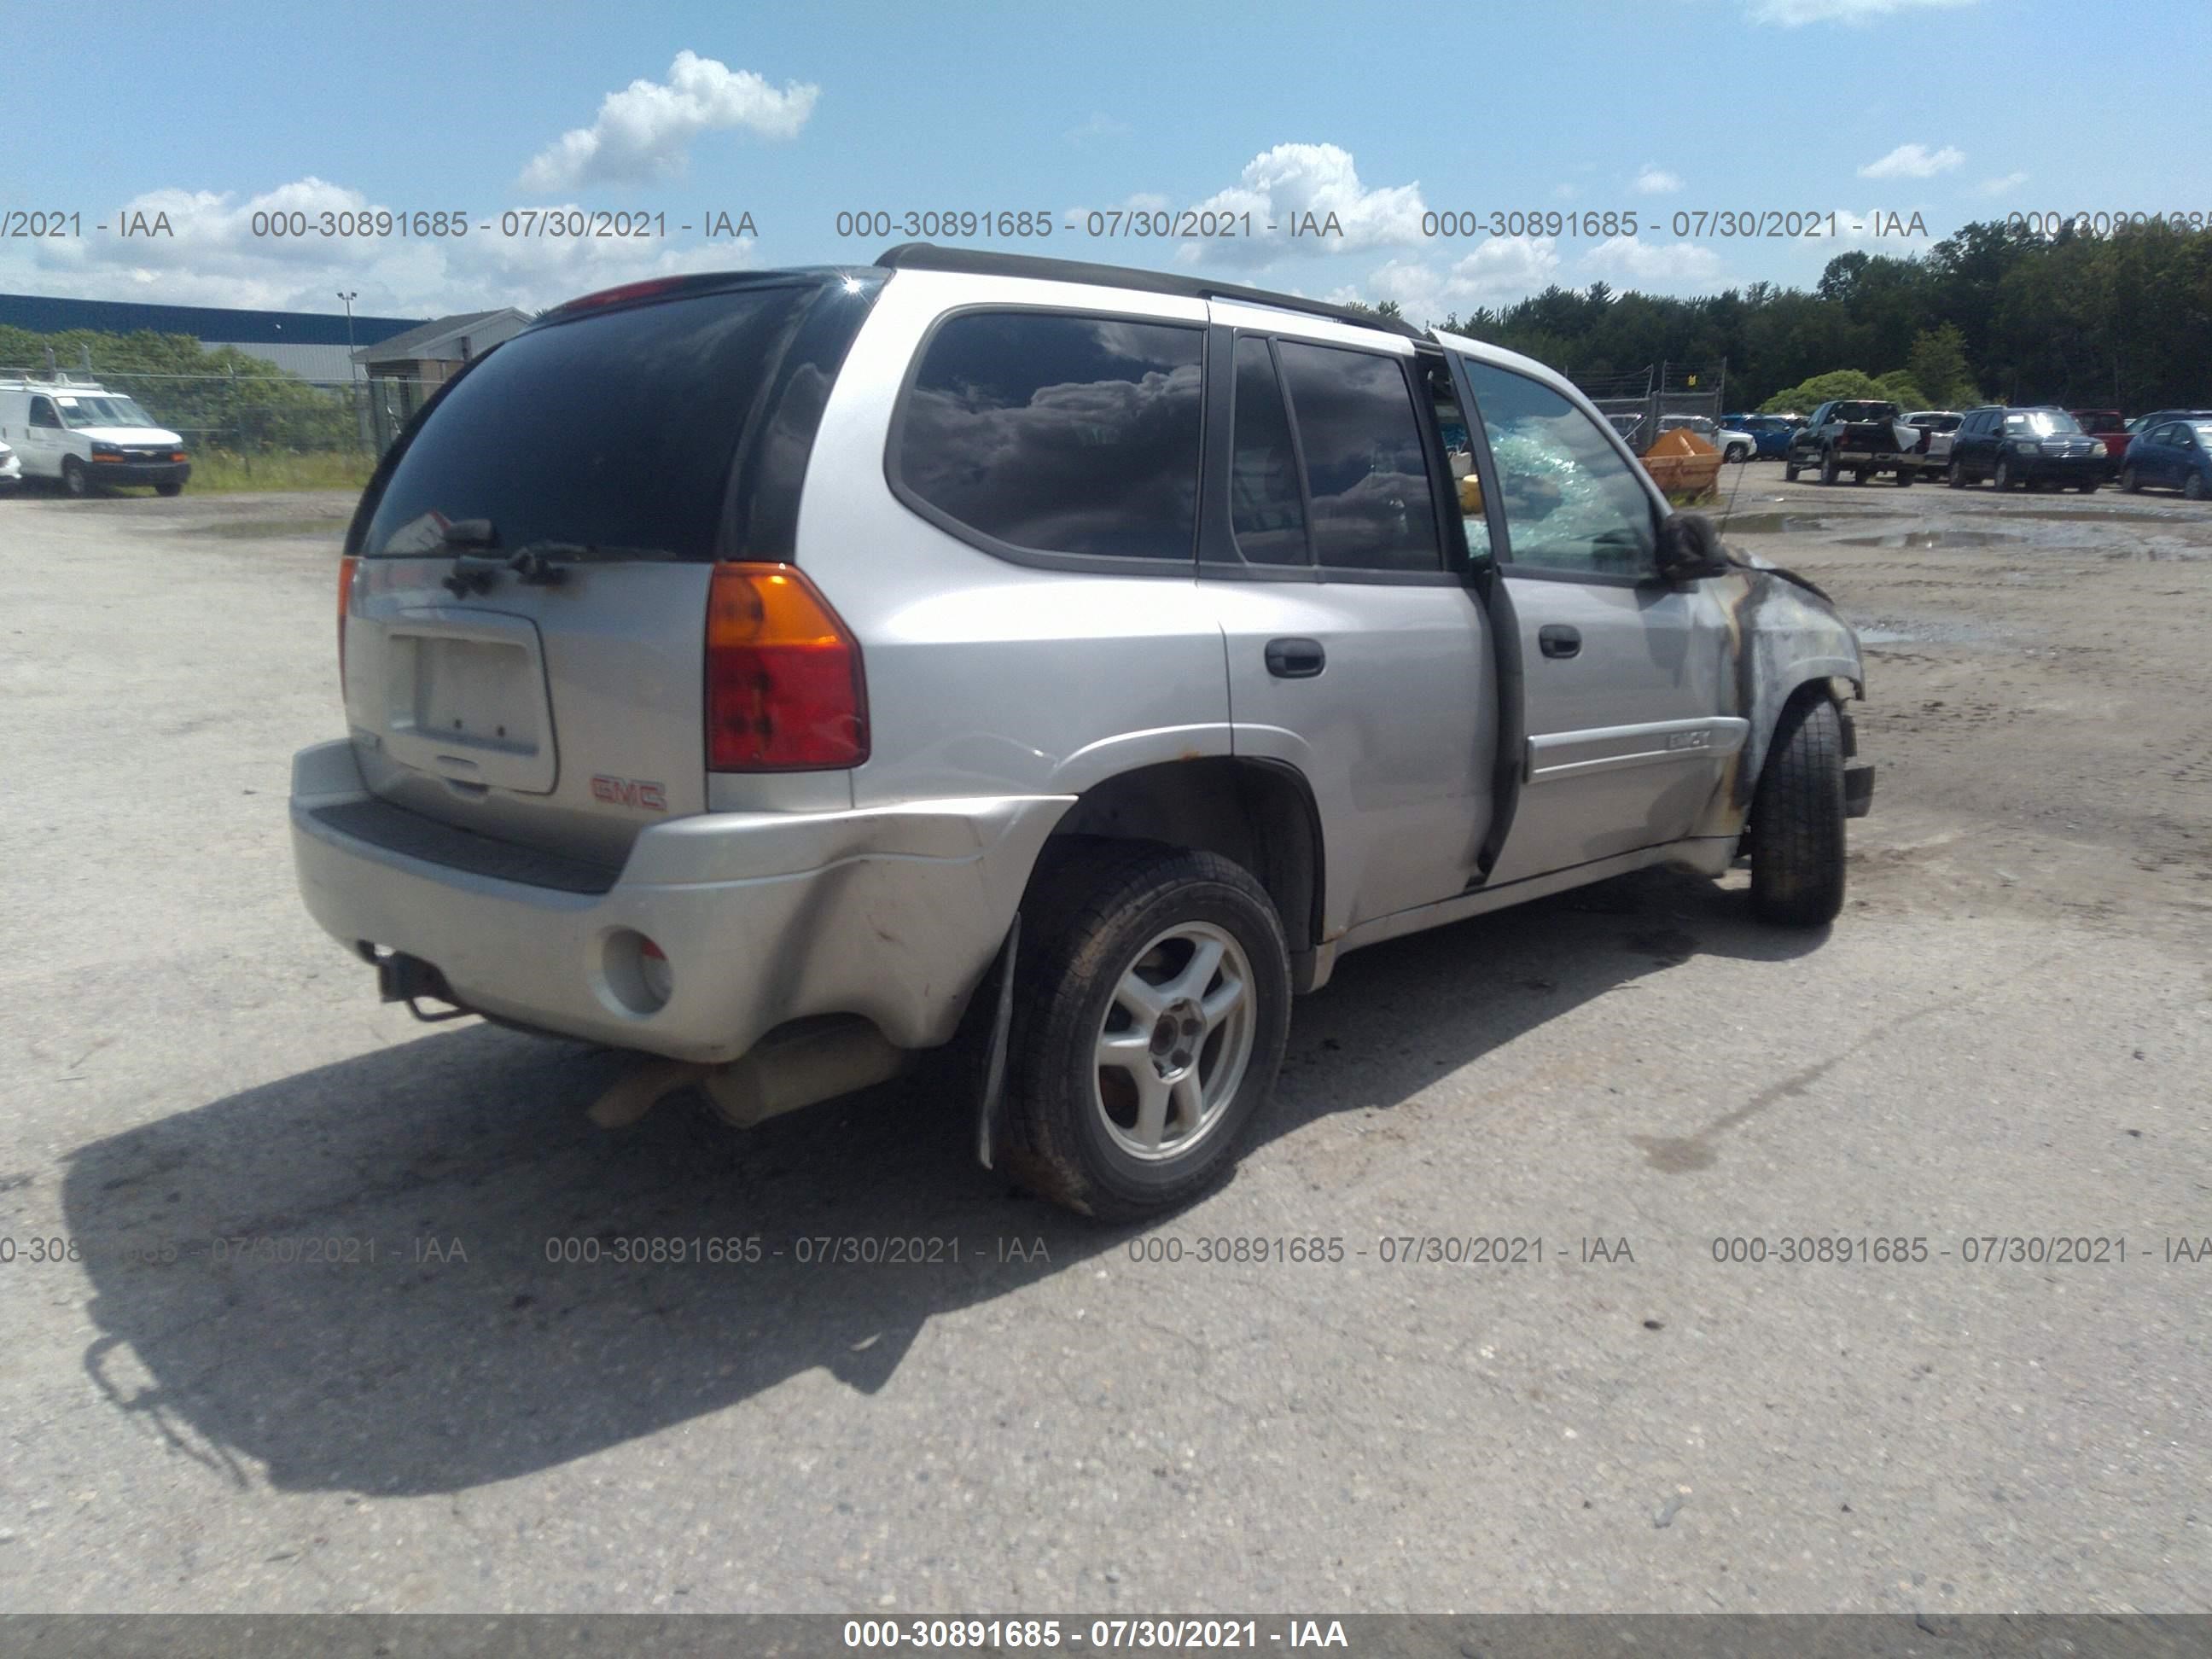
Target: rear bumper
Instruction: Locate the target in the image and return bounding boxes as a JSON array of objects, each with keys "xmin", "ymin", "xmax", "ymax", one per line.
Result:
[{"xmin": 289, "ymin": 740, "xmax": 1071, "ymax": 1063}]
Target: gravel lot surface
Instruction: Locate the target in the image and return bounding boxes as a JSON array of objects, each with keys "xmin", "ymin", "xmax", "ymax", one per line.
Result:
[{"xmin": 1, "ymin": 477, "xmax": 2206, "ymax": 1616}]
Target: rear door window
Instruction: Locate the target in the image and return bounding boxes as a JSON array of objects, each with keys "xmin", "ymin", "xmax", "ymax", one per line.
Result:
[
  {"xmin": 1273, "ymin": 340, "xmax": 1442, "ymax": 572},
  {"xmin": 893, "ymin": 311, "xmax": 1203, "ymax": 565}
]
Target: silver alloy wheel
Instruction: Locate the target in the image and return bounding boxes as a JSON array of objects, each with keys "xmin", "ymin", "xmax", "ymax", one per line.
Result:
[{"xmin": 1091, "ymin": 921, "xmax": 1256, "ymax": 1162}]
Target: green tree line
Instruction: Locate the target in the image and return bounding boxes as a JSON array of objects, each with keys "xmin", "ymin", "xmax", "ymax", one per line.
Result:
[{"xmin": 1431, "ymin": 218, "xmax": 2212, "ymax": 414}]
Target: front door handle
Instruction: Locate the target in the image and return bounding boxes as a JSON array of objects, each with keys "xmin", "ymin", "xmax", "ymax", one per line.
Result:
[
  {"xmin": 1264, "ymin": 637, "xmax": 1326, "ymax": 678},
  {"xmin": 1538, "ymin": 624, "xmax": 1581, "ymax": 660}
]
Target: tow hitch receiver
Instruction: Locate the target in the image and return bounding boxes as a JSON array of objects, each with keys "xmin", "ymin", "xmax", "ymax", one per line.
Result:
[{"xmin": 356, "ymin": 943, "xmax": 472, "ymax": 1022}]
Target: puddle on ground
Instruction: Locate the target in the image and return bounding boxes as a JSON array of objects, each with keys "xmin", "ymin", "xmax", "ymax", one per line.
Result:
[
  {"xmin": 1715, "ymin": 512, "xmax": 1854, "ymax": 535},
  {"xmin": 183, "ymin": 516, "xmax": 350, "ymax": 539},
  {"xmin": 1836, "ymin": 530, "xmax": 2023, "ymax": 549}
]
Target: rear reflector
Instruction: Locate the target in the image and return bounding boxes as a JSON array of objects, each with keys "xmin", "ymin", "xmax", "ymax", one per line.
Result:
[
  {"xmin": 337, "ymin": 555, "xmax": 358, "ymax": 694},
  {"xmin": 705, "ymin": 563, "xmax": 868, "ymax": 771}
]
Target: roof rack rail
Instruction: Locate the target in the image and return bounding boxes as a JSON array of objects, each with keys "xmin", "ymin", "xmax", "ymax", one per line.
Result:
[
  {"xmin": 873, "ymin": 243, "xmax": 1429, "ymax": 341},
  {"xmin": 0, "ymin": 369, "xmax": 107, "ymax": 390}
]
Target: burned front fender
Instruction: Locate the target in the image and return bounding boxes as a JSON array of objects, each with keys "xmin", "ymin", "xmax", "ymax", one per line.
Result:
[{"xmin": 1691, "ymin": 551, "xmax": 1865, "ymax": 839}]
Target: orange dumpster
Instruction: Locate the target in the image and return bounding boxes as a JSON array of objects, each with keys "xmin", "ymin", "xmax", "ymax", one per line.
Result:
[{"xmin": 1639, "ymin": 428, "xmax": 1725, "ymax": 496}]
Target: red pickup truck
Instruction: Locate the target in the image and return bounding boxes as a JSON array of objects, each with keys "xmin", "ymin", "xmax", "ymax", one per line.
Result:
[{"xmin": 2070, "ymin": 410, "xmax": 2132, "ymax": 472}]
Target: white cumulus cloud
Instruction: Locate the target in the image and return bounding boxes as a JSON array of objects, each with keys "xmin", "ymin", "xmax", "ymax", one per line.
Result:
[
  {"xmin": 0, "ymin": 178, "xmax": 761, "ymax": 319},
  {"xmin": 518, "ymin": 51, "xmax": 817, "ymax": 193},
  {"xmin": 1582, "ymin": 236, "xmax": 1726, "ymax": 288},
  {"xmin": 1858, "ymin": 143, "xmax": 1965, "ymax": 179},
  {"xmin": 1976, "ymin": 171, "xmax": 2029, "ymax": 196},
  {"xmin": 1181, "ymin": 143, "xmax": 1429, "ymax": 267},
  {"xmin": 1745, "ymin": 0, "xmax": 1979, "ymax": 24},
  {"xmin": 1335, "ymin": 239, "xmax": 1564, "ymax": 328},
  {"xmin": 1633, "ymin": 166, "xmax": 1683, "ymax": 195}
]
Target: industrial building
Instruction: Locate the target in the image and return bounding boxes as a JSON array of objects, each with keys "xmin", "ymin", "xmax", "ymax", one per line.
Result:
[{"xmin": 0, "ymin": 293, "xmax": 426, "ymax": 380}]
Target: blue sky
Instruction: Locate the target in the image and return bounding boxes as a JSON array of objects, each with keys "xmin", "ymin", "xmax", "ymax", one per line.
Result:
[{"xmin": 4, "ymin": 0, "xmax": 2205, "ymax": 325}]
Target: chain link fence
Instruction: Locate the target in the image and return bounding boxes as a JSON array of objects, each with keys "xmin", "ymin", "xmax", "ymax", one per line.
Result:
[
  {"xmin": 2, "ymin": 355, "xmax": 435, "ymax": 480},
  {"xmin": 1574, "ymin": 363, "xmax": 1727, "ymax": 452}
]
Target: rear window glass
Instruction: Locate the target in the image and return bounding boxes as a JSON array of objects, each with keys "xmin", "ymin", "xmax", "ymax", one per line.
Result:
[
  {"xmin": 359, "ymin": 285, "xmax": 829, "ymax": 560},
  {"xmin": 1275, "ymin": 340, "xmax": 1441, "ymax": 572},
  {"xmin": 893, "ymin": 311, "xmax": 1203, "ymax": 562}
]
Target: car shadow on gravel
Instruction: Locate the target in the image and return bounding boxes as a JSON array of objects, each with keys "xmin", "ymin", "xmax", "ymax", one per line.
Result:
[{"xmin": 61, "ymin": 867, "xmax": 1822, "ymax": 1497}]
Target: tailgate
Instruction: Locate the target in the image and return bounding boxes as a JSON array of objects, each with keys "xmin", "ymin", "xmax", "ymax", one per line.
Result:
[
  {"xmin": 340, "ymin": 271, "xmax": 883, "ymax": 869},
  {"xmin": 345, "ymin": 561, "xmax": 714, "ymax": 867}
]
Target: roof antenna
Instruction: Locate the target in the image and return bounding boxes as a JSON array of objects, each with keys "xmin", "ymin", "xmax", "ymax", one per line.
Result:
[{"xmin": 1715, "ymin": 434, "xmax": 1750, "ymax": 542}]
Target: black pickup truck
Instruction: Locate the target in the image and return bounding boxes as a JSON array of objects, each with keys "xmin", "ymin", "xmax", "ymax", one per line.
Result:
[{"xmin": 1784, "ymin": 399, "xmax": 1918, "ymax": 486}]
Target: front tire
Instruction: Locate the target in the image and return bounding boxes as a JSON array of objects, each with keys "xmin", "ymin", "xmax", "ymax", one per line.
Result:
[
  {"xmin": 1947, "ymin": 459, "xmax": 1966, "ymax": 488},
  {"xmin": 155, "ymin": 481, "xmax": 183, "ymax": 498},
  {"xmin": 1895, "ymin": 466, "xmax": 1913, "ymax": 487},
  {"xmin": 61, "ymin": 457, "xmax": 90, "ymax": 498},
  {"xmin": 999, "ymin": 842, "xmax": 1291, "ymax": 1220},
  {"xmin": 2186, "ymin": 473, "xmax": 2209, "ymax": 503},
  {"xmin": 1749, "ymin": 697, "xmax": 1847, "ymax": 928},
  {"xmin": 2121, "ymin": 465, "xmax": 2139, "ymax": 493},
  {"xmin": 1994, "ymin": 456, "xmax": 2017, "ymax": 492},
  {"xmin": 1784, "ymin": 457, "xmax": 1801, "ymax": 482}
]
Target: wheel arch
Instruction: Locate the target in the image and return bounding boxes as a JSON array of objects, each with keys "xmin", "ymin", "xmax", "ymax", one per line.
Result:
[{"xmin": 1034, "ymin": 757, "xmax": 1325, "ymax": 986}]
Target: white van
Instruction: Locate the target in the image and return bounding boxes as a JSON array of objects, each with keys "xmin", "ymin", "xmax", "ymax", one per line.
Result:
[{"xmin": 0, "ymin": 375, "xmax": 190, "ymax": 496}]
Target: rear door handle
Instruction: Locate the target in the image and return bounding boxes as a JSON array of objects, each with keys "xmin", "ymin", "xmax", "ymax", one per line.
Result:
[
  {"xmin": 1538, "ymin": 624, "xmax": 1581, "ymax": 660},
  {"xmin": 1264, "ymin": 637, "xmax": 1326, "ymax": 678}
]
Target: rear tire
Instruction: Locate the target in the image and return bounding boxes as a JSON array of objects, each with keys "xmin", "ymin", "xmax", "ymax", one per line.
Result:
[
  {"xmin": 155, "ymin": 481, "xmax": 183, "ymax": 497},
  {"xmin": 1726, "ymin": 444, "xmax": 1750, "ymax": 464},
  {"xmin": 61, "ymin": 457, "xmax": 89, "ymax": 498},
  {"xmin": 1749, "ymin": 697, "xmax": 1847, "ymax": 928},
  {"xmin": 998, "ymin": 842, "xmax": 1291, "ymax": 1220},
  {"xmin": 1895, "ymin": 466, "xmax": 1913, "ymax": 487},
  {"xmin": 2186, "ymin": 473, "xmax": 2209, "ymax": 503},
  {"xmin": 2075, "ymin": 479, "xmax": 2098, "ymax": 495},
  {"xmin": 1820, "ymin": 451, "xmax": 1840, "ymax": 486}
]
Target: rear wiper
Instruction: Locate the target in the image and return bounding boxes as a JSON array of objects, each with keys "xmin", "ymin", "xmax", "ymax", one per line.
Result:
[{"xmin": 439, "ymin": 536, "xmax": 677, "ymax": 597}]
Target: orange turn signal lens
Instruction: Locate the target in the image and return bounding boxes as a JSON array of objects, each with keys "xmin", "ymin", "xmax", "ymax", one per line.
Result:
[{"xmin": 704, "ymin": 563, "xmax": 867, "ymax": 771}]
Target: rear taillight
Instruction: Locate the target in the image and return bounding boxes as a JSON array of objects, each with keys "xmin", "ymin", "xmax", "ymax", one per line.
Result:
[
  {"xmin": 705, "ymin": 562, "xmax": 867, "ymax": 771},
  {"xmin": 337, "ymin": 555, "xmax": 358, "ymax": 695}
]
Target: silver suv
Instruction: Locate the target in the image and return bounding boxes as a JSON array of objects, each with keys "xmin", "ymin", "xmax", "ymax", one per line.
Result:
[{"xmin": 292, "ymin": 245, "xmax": 1873, "ymax": 1218}]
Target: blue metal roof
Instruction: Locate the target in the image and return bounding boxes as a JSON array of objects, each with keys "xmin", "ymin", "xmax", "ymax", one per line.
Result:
[{"xmin": 0, "ymin": 292, "xmax": 425, "ymax": 346}]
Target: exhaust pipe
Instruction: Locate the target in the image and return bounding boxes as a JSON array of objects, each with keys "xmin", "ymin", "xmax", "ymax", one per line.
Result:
[{"xmin": 587, "ymin": 1017, "xmax": 911, "ymax": 1131}]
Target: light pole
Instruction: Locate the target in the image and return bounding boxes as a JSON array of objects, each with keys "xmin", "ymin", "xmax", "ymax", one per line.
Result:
[{"xmin": 337, "ymin": 290, "xmax": 362, "ymax": 455}]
